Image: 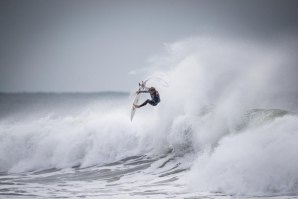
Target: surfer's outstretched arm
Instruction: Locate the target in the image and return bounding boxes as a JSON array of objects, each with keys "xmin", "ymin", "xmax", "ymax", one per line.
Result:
[{"xmin": 137, "ymin": 90, "xmax": 149, "ymax": 94}]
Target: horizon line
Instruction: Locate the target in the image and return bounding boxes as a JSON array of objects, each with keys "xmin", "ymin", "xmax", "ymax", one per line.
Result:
[{"xmin": 0, "ymin": 91, "xmax": 130, "ymax": 94}]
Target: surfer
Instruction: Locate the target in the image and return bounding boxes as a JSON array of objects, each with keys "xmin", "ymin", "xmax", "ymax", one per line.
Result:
[{"xmin": 134, "ymin": 87, "xmax": 160, "ymax": 108}]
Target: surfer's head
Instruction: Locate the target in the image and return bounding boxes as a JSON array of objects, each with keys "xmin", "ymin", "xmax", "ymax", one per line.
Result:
[
  {"xmin": 149, "ymin": 87, "xmax": 155, "ymax": 91},
  {"xmin": 149, "ymin": 87, "xmax": 156, "ymax": 94}
]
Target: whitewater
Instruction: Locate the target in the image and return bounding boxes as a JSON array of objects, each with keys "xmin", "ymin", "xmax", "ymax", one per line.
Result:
[{"xmin": 1, "ymin": 37, "xmax": 298, "ymax": 198}]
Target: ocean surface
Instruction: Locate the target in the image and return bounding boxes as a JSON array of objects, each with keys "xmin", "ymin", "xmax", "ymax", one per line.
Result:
[{"xmin": 0, "ymin": 92, "xmax": 298, "ymax": 199}]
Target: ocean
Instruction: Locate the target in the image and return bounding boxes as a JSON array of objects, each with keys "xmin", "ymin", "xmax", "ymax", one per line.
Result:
[
  {"xmin": 0, "ymin": 92, "xmax": 298, "ymax": 199},
  {"xmin": 1, "ymin": 38, "xmax": 298, "ymax": 199}
]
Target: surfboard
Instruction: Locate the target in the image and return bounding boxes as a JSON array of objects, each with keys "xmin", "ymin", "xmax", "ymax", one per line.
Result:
[
  {"xmin": 130, "ymin": 93, "xmax": 140, "ymax": 121},
  {"xmin": 130, "ymin": 81, "xmax": 147, "ymax": 121}
]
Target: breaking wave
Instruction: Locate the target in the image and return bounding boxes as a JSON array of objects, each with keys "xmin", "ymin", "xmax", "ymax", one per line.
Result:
[{"xmin": 1, "ymin": 37, "xmax": 298, "ymax": 196}]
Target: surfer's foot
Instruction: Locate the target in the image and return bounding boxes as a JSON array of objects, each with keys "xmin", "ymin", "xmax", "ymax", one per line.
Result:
[{"xmin": 134, "ymin": 104, "xmax": 140, "ymax": 108}]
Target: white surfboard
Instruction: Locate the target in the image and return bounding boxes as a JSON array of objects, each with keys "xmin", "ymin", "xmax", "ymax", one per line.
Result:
[
  {"xmin": 130, "ymin": 81, "xmax": 147, "ymax": 121},
  {"xmin": 130, "ymin": 93, "xmax": 140, "ymax": 121}
]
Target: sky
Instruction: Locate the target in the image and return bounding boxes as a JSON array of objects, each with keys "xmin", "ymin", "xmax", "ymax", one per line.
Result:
[{"xmin": 0, "ymin": 0, "xmax": 298, "ymax": 92}]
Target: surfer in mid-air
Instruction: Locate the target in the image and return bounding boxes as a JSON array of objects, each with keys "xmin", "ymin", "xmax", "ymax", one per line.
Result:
[{"xmin": 134, "ymin": 87, "xmax": 160, "ymax": 108}]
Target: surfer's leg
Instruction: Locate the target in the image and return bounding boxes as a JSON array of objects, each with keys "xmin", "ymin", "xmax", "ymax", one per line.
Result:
[
  {"xmin": 148, "ymin": 100, "xmax": 158, "ymax": 106},
  {"xmin": 135, "ymin": 99, "xmax": 150, "ymax": 108}
]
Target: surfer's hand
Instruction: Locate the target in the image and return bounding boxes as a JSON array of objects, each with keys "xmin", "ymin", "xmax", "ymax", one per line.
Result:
[{"xmin": 136, "ymin": 91, "xmax": 140, "ymax": 94}]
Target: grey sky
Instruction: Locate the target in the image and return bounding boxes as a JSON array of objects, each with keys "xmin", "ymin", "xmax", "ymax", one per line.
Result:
[{"xmin": 0, "ymin": 0, "xmax": 298, "ymax": 92}]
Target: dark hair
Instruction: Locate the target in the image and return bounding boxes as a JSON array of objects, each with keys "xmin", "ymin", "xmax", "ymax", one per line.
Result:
[{"xmin": 149, "ymin": 87, "xmax": 156, "ymax": 91}]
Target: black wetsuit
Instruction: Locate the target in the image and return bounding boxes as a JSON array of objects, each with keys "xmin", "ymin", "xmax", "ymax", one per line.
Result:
[{"xmin": 138, "ymin": 90, "xmax": 160, "ymax": 107}]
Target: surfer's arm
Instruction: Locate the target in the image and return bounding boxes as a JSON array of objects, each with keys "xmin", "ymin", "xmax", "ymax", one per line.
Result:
[
  {"xmin": 137, "ymin": 90, "xmax": 149, "ymax": 94},
  {"xmin": 137, "ymin": 91, "xmax": 149, "ymax": 94}
]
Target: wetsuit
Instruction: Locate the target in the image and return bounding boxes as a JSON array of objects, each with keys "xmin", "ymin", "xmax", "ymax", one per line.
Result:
[{"xmin": 138, "ymin": 90, "xmax": 160, "ymax": 107}]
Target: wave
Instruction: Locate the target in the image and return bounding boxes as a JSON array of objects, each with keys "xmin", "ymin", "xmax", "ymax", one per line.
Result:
[{"xmin": 1, "ymin": 37, "xmax": 298, "ymax": 196}]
